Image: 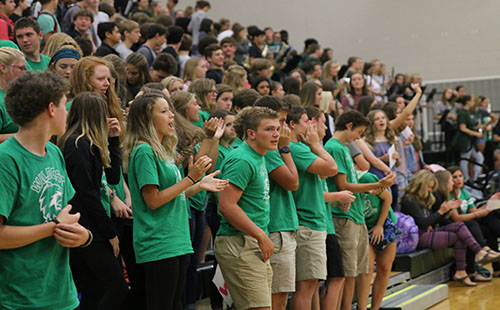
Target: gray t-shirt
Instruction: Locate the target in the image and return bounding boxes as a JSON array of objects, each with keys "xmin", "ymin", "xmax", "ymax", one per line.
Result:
[{"xmin": 346, "ymin": 141, "xmax": 362, "ymax": 159}]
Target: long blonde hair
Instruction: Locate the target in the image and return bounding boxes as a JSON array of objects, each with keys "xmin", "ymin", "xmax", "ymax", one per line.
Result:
[
  {"xmin": 222, "ymin": 64, "xmax": 247, "ymax": 92},
  {"xmin": 123, "ymin": 93, "xmax": 178, "ymax": 172},
  {"xmin": 59, "ymin": 92, "xmax": 111, "ymax": 167},
  {"xmin": 403, "ymin": 170, "xmax": 437, "ymax": 209},
  {"xmin": 183, "ymin": 56, "xmax": 203, "ymax": 82},
  {"xmin": 42, "ymin": 33, "xmax": 83, "ymax": 58},
  {"xmin": 188, "ymin": 77, "xmax": 215, "ymax": 112}
]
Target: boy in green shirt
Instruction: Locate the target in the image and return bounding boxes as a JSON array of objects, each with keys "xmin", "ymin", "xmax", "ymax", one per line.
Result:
[
  {"xmin": 286, "ymin": 106, "xmax": 338, "ymax": 310},
  {"xmin": 215, "ymin": 106, "xmax": 280, "ymax": 310},
  {"xmin": 14, "ymin": 18, "xmax": 51, "ymax": 71},
  {"xmin": 324, "ymin": 110, "xmax": 395, "ymax": 310},
  {"xmin": 0, "ymin": 71, "xmax": 90, "ymax": 309},
  {"xmin": 255, "ymin": 96, "xmax": 300, "ymax": 310}
]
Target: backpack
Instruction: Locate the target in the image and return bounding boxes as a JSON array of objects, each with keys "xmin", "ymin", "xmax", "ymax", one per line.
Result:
[{"xmin": 394, "ymin": 211, "xmax": 419, "ymax": 254}]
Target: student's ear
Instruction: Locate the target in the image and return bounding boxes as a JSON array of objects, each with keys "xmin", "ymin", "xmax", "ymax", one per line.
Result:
[
  {"xmin": 105, "ymin": 31, "xmax": 112, "ymax": 39},
  {"xmin": 38, "ymin": 31, "xmax": 43, "ymax": 41},
  {"xmin": 0, "ymin": 63, "xmax": 7, "ymax": 74},
  {"xmin": 246, "ymin": 128, "xmax": 256, "ymax": 140},
  {"xmin": 47, "ymin": 102, "xmax": 56, "ymax": 117},
  {"xmin": 346, "ymin": 122, "xmax": 353, "ymax": 130},
  {"xmin": 288, "ymin": 120, "xmax": 296, "ymax": 130}
]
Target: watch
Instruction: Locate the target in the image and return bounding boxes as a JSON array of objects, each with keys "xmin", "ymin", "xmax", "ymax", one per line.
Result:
[
  {"xmin": 109, "ymin": 189, "xmax": 116, "ymax": 200},
  {"xmin": 279, "ymin": 146, "xmax": 291, "ymax": 154}
]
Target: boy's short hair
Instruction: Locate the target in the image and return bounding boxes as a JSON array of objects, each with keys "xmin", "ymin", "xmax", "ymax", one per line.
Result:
[
  {"xmin": 210, "ymin": 109, "xmax": 234, "ymax": 120},
  {"xmin": 97, "ymin": 22, "xmax": 117, "ymax": 41},
  {"xmin": 234, "ymin": 106, "xmax": 279, "ymax": 139},
  {"xmin": 195, "ymin": 0, "xmax": 210, "ymax": 9},
  {"xmin": 118, "ymin": 19, "xmax": 139, "ymax": 34},
  {"xmin": 253, "ymin": 95, "xmax": 283, "ymax": 112},
  {"xmin": 143, "ymin": 23, "xmax": 167, "ymax": 40},
  {"xmin": 220, "ymin": 36, "xmax": 236, "ymax": 46},
  {"xmin": 151, "ymin": 53, "xmax": 178, "ymax": 75},
  {"xmin": 14, "ymin": 17, "xmax": 40, "ymax": 35},
  {"xmin": 335, "ymin": 110, "xmax": 369, "ymax": 131},
  {"xmin": 286, "ymin": 105, "xmax": 306, "ymax": 125},
  {"xmin": 166, "ymin": 25, "xmax": 184, "ymax": 44},
  {"xmin": 179, "ymin": 33, "xmax": 192, "ymax": 51},
  {"xmin": 204, "ymin": 43, "xmax": 221, "ymax": 58},
  {"xmin": 305, "ymin": 106, "xmax": 322, "ymax": 120},
  {"xmin": 5, "ymin": 71, "xmax": 70, "ymax": 126},
  {"xmin": 198, "ymin": 35, "xmax": 217, "ymax": 56},
  {"xmin": 73, "ymin": 9, "xmax": 94, "ymax": 23},
  {"xmin": 156, "ymin": 15, "xmax": 174, "ymax": 28},
  {"xmin": 250, "ymin": 58, "xmax": 271, "ymax": 73},
  {"xmin": 233, "ymin": 88, "xmax": 260, "ymax": 110},
  {"xmin": 74, "ymin": 36, "xmax": 93, "ymax": 56}
]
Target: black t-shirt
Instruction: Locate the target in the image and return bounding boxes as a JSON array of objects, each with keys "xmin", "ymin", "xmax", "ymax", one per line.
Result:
[
  {"xmin": 249, "ymin": 41, "xmax": 263, "ymax": 59},
  {"xmin": 206, "ymin": 68, "xmax": 223, "ymax": 84}
]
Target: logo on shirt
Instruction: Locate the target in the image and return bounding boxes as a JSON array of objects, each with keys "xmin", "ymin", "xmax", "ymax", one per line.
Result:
[
  {"xmin": 260, "ymin": 162, "xmax": 270, "ymax": 203},
  {"xmin": 31, "ymin": 168, "xmax": 66, "ymax": 223}
]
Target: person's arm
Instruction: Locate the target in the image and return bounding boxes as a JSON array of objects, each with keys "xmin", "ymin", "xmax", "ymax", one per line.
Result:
[
  {"xmin": 353, "ymin": 153, "xmax": 370, "ymax": 171},
  {"xmin": 268, "ymin": 124, "xmax": 299, "ymax": 191},
  {"xmin": 301, "ymin": 125, "xmax": 337, "ymax": 178},
  {"xmin": 103, "ymin": 136, "xmax": 122, "ymax": 185},
  {"xmin": 370, "ymin": 189, "xmax": 392, "ymax": 244},
  {"xmin": 355, "ymin": 139, "xmax": 391, "ymax": 175},
  {"xmin": 184, "ymin": 170, "xmax": 229, "ymax": 198},
  {"xmin": 0, "ymin": 205, "xmax": 86, "ymax": 249},
  {"xmin": 218, "ymin": 183, "xmax": 274, "ymax": 262},
  {"xmin": 450, "ymin": 205, "xmax": 490, "ymax": 222},
  {"xmin": 195, "ymin": 118, "xmax": 224, "ymax": 173},
  {"xmin": 334, "ymin": 172, "xmax": 395, "ymax": 194},
  {"xmin": 390, "ymin": 83, "xmax": 422, "ymax": 130},
  {"xmin": 459, "ymin": 122, "xmax": 482, "ymax": 138},
  {"xmin": 142, "ymin": 156, "xmax": 212, "ymax": 210}
]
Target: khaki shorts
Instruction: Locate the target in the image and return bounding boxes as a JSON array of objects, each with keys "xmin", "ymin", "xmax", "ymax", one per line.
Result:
[
  {"xmin": 333, "ymin": 218, "xmax": 369, "ymax": 277},
  {"xmin": 269, "ymin": 231, "xmax": 297, "ymax": 293},
  {"xmin": 295, "ymin": 225, "xmax": 327, "ymax": 281},
  {"xmin": 214, "ymin": 235, "xmax": 273, "ymax": 309}
]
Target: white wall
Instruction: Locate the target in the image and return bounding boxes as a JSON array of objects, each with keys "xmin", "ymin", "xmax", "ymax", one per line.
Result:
[{"xmin": 176, "ymin": 0, "xmax": 500, "ymax": 81}]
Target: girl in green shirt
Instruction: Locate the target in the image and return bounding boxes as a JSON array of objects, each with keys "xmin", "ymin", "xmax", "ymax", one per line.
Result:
[{"xmin": 124, "ymin": 93, "xmax": 227, "ymax": 309}]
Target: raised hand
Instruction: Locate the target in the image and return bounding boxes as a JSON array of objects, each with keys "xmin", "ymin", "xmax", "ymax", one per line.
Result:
[
  {"xmin": 187, "ymin": 155, "xmax": 212, "ymax": 182},
  {"xmin": 107, "ymin": 118, "xmax": 121, "ymax": 137},
  {"xmin": 213, "ymin": 118, "xmax": 226, "ymax": 140},
  {"xmin": 203, "ymin": 118, "xmax": 219, "ymax": 138},
  {"xmin": 278, "ymin": 123, "xmax": 291, "ymax": 149},
  {"xmin": 300, "ymin": 124, "xmax": 320, "ymax": 146}
]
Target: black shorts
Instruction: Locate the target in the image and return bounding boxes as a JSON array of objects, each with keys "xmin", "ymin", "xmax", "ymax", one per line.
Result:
[{"xmin": 326, "ymin": 234, "xmax": 345, "ymax": 278}]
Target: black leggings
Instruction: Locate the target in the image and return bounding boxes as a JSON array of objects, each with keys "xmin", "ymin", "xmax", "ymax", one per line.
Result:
[
  {"xmin": 464, "ymin": 220, "xmax": 486, "ymax": 274},
  {"xmin": 142, "ymin": 255, "xmax": 189, "ymax": 310},
  {"xmin": 480, "ymin": 210, "xmax": 500, "ymax": 272},
  {"xmin": 70, "ymin": 240, "xmax": 129, "ymax": 310}
]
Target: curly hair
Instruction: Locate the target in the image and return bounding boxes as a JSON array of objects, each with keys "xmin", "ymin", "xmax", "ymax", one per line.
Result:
[{"xmin": 5, "ymin": 71, "xmax": 70, "ymax": 126}]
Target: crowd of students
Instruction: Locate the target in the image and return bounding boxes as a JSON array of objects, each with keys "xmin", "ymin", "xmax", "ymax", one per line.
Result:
[{"xmin": 2, "ymin": 1, "xmax": 500, "ymax": 310}]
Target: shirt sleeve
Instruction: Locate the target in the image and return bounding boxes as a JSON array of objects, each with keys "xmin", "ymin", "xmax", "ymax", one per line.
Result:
[
  {"xmin": 290, "ymin": 143, "xmax": 318, "ymax": 172},
  {"xmin": 265, "ymin": 150, "xmax": 284, "ymax": 173},
  {"xmin": 0, "ymin": 154, "xmax": 19, "ymax": 221},
  {"xmin": 133, "ymin": 147, "xmax": 161, "ymax": 190},
  {"xmin": 222, "ymin": 157, "xmax": 252, "ymax": 191}
]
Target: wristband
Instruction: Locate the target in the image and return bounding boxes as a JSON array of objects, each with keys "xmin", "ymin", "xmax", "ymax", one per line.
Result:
[
  {"xmin": 80, "ymin": 230, "xmax": 93, "ymax": 248},
  {"xmin": 51, "ymin": 217, "xmax": 60, "ymax": 225},
  {"xmin": 187, "ymin": 175, "xmax": 196, "ymax": 184}
]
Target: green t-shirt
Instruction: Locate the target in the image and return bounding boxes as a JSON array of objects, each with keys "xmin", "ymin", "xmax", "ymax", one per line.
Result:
[
  {"xmin": 128, "ymin": 143, "xmax": 193, "ymax": 263},
  {"xmin": 358, "ymin": 172, "xmax": 397, "ymax": 230},
  {"xmin": 231, "ymin": 137, "xmax": 243, "ymax": 149},
  {"xmin": 265, "ymin": 149, "xmax": 299, "ymax": 233},
  {"xmin": 0, "ymin": 89, "xmax": 19, "ymax": 134},
  {"xmin": 215, "ymin": 143, "xmax": 234, "ymax": 172},
  {"xmin": 452, "ymin": 188, "xmax": 475, "ymax": 214},
  {"xmin": 26, "ymin": 54, "xmax": 50, "ymax": 71},
  {"xmin": 189, "ymin": 144, "xmax": 207, "ymax": 211},
  {"xmin": 217, "ymin": 142, "xmax": 270, "ymax": 235},
  {"xmin": 289, "ymin": 141, "xmax": 327, "ymax": 231},
  {"xmin": 322, "ymin": 179, "xmax": 335, "ymax": 234},
  {"xmin": 109, "ymin": 168, "xmax": 126, "ymax": 202},
  {"xmin": 100, "ymin": 171, "xmax": 111, "ymax": 217},
  {"xmin": 65, "ymin": 100, "xmax": 72, "ymax": 111},
  {"xmin": 0, "ymin": 138, "xmax": 78, "ymax": 310},
  {"xmin": 455, "ymin": 108, "xmax": 478, "ymax": 152},
  {"xmin": 191, "ymin": 110, "xmax": 211, "ymax": 128},
  {"xmin": 324, "ymin": 138, "xmax": 365, "ymax": 224}
]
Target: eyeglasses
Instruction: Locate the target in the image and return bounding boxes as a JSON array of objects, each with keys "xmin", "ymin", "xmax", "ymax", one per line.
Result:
[
  {"xmin": 209, "ymin": 90, "xmax": 218, "ymax": 95},
  {"xmin": 10, "ymin": 64, "xmax": 27, "ymax": 71}
]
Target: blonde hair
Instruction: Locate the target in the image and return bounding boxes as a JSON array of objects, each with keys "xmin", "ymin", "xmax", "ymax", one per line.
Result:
[
  {"xmin": 188, "ymin": 78, "xmax": 215, "ymax": 112},
  {"xmin": 42, "ymin": 33, "xmax": 83, "ymax": 58},
  {"xmin": 403, "ymin": 170, "xmax": 437, "ymax": 209},
  {"xmin": 0, "ymin": 47, "xmax": 23, "ymax": 67},
  {"xmin": 318, "ymin": 91, "xmax": 333, "ymax": 114},
  {"xmin": 59, "ymin": 92, "xmax": 111, "ymax": 167},
  {"xmin": 123, "ymin": 93, "xmax": 178, "ymax": 172},
  {"xmin": 222, "ymin": 64, "xmax": 247, "ymax": 92},
  {"xmin": 183, "ymin": 56, "xmax": 202, "ymax": 82},
  {"xmin": 321, "ymin": 60, "xmax": 339, "ymax": 81},
  {"xmin": 161, "ymin": 76, "xmax": 184, "ymax": 92},
  {"xmin": 300, "ymin": 80, "xmax": 321, "ymax": 107}
]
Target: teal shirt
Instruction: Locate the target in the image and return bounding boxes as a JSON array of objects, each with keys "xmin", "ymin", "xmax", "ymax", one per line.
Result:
[
  {"xmin": 0, "ymin": 89, "xmax": 19, "ymax": 134},
  {"xmin": 191, "ymin": 110, "xmax": 210, "ymax": 128},
  {"xmin": 324, "ymin": 138, "xmax": 365, "ymax": 224},
  {"xmin": 37, "ymin": 10, "xmax": 61, "ymax": 45},
  {"xmin": 128, "ymin": 144, "xmax": 193, "ymax": 263},
  {"xmin": 289, "ymin": 141, "xmax": 327, "ymax": 231},
  {"xmin": 322, "ymin": 179, "xmax": 335, "ymax": 234},
  {"xmin": 265, "ymin": 150, "xmax": 299, "ymax": 233},
  {"xmin": 217, "ymin": 143, "xmax": 270, "ymax": 235},
  {"xmin": 26, "ymin": 54, "xmax": 50, "ymax": 71},
  {"xmin": 0, "ymin": 138, "xmax": 79, "ymax": 310},
  {"xmin": 358, "ymin": 172, "xmax": 397, "ymax": 230}
]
